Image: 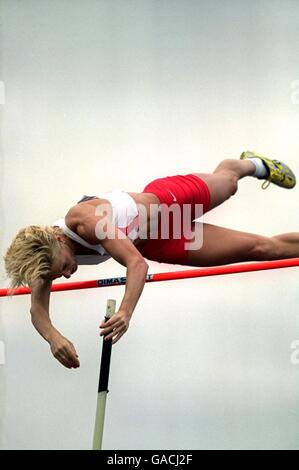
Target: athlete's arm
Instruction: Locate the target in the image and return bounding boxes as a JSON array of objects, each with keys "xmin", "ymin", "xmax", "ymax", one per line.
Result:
[
  {"xmin": 30, "ymin": 279, "xmax": 80, "ymax": 368},
  {"xmin": 75, "ymin": 206, "xmax": 149, "ymax": 344},
  {"xmin": 99, "ymin": 228, "xmax": 149, "ymax": 343}
]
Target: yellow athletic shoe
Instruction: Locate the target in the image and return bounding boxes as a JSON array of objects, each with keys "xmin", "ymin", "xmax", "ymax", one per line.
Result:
[{"xmin": 240, "ymin": 151, "xmax": 296, "ymax": 190}]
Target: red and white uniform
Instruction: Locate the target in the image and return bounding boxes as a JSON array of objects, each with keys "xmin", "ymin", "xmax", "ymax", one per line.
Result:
[{"xmin": 53, "ymin": 189, "xmax": 139, "ymax": 265}]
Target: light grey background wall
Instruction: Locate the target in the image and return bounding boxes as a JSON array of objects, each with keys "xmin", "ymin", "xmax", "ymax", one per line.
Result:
[{"xmin": 0, "ymin": 0, "xmax": 299, "ymax": 449}]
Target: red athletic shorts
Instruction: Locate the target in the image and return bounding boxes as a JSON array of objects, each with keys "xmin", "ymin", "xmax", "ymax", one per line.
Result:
[{"xmin": 137, "ymin": 174, "xmax": 211, "ymax": 265}]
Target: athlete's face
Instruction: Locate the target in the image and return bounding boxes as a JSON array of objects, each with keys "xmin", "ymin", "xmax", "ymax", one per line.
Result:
[{"xmin": 50, "ymin": 244, "xmax": 78, "ymax": 281}]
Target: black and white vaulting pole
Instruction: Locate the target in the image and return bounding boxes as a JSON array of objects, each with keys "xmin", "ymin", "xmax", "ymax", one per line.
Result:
[{"xmin": 92, "ymin": 299, "xmax": 116, "ymax": 450}]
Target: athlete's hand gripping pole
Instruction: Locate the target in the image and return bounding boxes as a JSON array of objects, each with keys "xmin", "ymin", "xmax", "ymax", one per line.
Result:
[{"xmin": 92, "ymin": 299, "xmax": 116, "ymax": 450}]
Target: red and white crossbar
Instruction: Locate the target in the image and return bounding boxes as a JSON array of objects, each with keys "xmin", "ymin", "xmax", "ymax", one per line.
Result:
[{"xmin": 1, "ymin": 258, "xmax": 299, "ymax": 297}]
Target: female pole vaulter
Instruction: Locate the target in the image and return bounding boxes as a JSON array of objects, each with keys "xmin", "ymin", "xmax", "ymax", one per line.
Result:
[{"xmin": 4, "ymin": 151, "xmax": 298, "ymax": 369}]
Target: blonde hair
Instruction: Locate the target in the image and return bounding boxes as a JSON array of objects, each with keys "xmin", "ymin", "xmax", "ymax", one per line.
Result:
[{"xmin": 4, "ymin": 225, "xmax": 64, "ymax": 293}]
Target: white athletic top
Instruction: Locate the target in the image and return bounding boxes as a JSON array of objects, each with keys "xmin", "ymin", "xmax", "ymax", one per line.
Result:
[{"xmin": 53, "ymin": 189, "xmax": 139, "ymax": 265}]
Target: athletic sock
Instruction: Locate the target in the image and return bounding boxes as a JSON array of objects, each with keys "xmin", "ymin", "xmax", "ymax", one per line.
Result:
[{"xmin": 249, "ymin": 157, "xmax": 270, "ymax": 179}]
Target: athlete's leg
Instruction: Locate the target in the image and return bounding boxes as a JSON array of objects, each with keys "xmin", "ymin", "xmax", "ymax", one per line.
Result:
[
  {"xmin": 191, "ymin": 159, "xmax": 256, "ymax": 212},
  {"xmin": 186, "ymin": 222, "xmax": 299, "ymax": 267}
]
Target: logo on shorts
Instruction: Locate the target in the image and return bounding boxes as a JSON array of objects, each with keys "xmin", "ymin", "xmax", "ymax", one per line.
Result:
[{"xmin": 168, "ymin": 190, "xmax": 177, "ymax": 202}]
